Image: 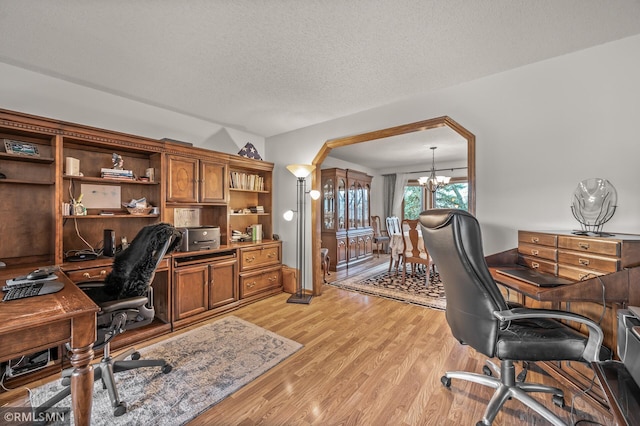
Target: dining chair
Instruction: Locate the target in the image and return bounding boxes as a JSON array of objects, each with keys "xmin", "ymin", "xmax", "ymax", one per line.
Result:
[
  {"xmin": 320, "ymin": 247, "xmax": 330, "ymax": 283},
  {"xmin": 401, "ymin": 219, "xmax": 433, "ymax": 285},
  {"xmin": 386, "ymin": 216, "xmax": 402, "ymax": 275},
  {"xmin": 370, "ymin": 215, "xmax": 390, "ymax": 257}
]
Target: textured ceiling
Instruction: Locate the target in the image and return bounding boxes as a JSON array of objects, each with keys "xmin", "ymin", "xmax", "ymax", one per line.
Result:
[{"xmin": 1, "ymin": 0, "xmax": 640, "ymax": 139}]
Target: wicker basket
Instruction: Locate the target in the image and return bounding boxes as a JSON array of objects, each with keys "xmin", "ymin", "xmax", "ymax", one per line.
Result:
[{"xmin": 126, "ymin": 207, "xmax": 153, "ymax": 215}]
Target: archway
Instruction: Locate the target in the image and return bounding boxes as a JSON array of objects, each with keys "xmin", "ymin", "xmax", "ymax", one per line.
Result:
[{"xmin": 310, "ymin": 116, "xmax": 476, "ymax": 296}]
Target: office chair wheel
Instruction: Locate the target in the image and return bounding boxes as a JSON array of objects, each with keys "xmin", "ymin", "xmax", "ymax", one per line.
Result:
[
  {"xmin": 162, "ymin": 364, "xmax": 172, "ymax": 374},
  {"xmin": 131, "ymin": 351, "xmax": 141, "ymax": 360},
  {"xmin": 441, "ymin": 376, "xmax": 451, "ymax": 387},
  {"xmin": 552, "ymin": 395, "xmax": 565, "ymax": 408},
  {"xmin": 482, "ymin": 365, "xmax": 492, "ymax": 376},
  {"xmin": 113, "ymin": 402, "xmax": 127, "ymax": 417}
]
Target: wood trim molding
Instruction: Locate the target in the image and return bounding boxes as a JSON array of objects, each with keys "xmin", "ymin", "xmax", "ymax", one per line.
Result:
[{"xmin": 311, "ymin": 116, "xmax": 476, "ymax": 297}]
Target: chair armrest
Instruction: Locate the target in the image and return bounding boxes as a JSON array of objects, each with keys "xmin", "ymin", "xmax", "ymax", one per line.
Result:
[
  {"xmin": 99, "ymin": 296, "xmax": 149, "ymax": 314},
  {"xmin": 494, "ymin": 307, "xmax": 605, "ymax": 362}
]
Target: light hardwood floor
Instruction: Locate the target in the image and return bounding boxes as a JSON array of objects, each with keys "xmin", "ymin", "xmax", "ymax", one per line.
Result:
[{"xmin": 1, "ymin": 255, "xmax": 613, "ymax": 425}]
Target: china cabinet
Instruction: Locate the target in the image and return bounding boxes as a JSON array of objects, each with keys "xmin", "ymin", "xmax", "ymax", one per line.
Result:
[{"xmin": 321, "ymin": 168, "xmax": 373, "ymax": 271}]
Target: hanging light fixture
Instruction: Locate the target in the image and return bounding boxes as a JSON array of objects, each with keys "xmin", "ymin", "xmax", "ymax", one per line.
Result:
[{"xmin": 418, "ymin": 146, "xmax": 451, "ymax": 193}]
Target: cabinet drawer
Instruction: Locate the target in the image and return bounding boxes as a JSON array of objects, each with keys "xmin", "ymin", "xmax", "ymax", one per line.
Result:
[
  {"xmin": 517, "ymin": 243, "xmax": 557, "ymax": 262},
  {"xmin": 66, "ymin": 266, "xmax": 111, "ymax": 283},
  {"xmin": 240, "ymin": 267, "xmax": 282, "ymax": 298},
  {"xmin": 558, "ymin": 264, "xmax": 605, "ymax": 281},
  {"xmin": 517, "ymin": 255, "xmax": 557, "ymax": 275},
  {"xmin": 518, "ymin": 231, "xmax": 557, "ymax": 247},
  {"xmin": 557, "ymin": 250, "xmax": 620, "ymax": 273},
  {"xmin": 557, "ymin": 236, "xmax": 620, "ymax": 257},
  {"xmin": 239, "ymin": 244, "xmax": 281, "ymax": 271}
]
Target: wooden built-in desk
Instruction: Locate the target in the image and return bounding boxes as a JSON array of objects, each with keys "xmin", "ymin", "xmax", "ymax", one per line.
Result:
[
  {"xmin": 486, "ymin": 237, "xmax": 640, "ymax": 415},
  {"xmin": 0, "ymin": 268, "xmax": 98, "ymax": 426}
]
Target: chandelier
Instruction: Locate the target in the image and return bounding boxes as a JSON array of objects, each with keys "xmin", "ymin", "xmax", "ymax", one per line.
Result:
[{"xmin": 418, "ymin": 147, "xmax": 451, "ymax": 193}]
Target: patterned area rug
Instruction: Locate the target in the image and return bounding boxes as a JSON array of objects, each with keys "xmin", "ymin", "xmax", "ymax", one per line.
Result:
[
  {"xmin": 329, "ymin": 262, "xmax": 446, "ymax": 310},
  {"xmin": 31, "ymin": 316, "xmax": 302, "ymax": 425}
]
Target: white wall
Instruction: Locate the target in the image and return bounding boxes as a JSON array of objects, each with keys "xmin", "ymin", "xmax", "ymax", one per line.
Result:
[
  {"xmin": 0, "ymin": 62, "xmax": 266, "ymax": 155},
  {"xmin": 269, "ymin": 34, "xmax": 640, "ymax": 279},
  {"xmin": 2, "ymin": 35, "xmax": 640, "ymax": 291}
]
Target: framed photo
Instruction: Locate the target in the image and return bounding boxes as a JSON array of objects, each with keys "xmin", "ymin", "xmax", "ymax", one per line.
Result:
[{"xmin": 3, "ymin": 139, "xmax": 40, "ymax": 157}]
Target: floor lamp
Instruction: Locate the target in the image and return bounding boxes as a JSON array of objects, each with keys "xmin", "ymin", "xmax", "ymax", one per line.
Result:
[{"xmin": 284, "ymin": 164, "xmax": 320, "ymax": 304}]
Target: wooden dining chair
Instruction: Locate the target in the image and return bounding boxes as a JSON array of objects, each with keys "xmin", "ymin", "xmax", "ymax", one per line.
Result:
[
  {"xmin": 370, "ymin": 215, "xmax": 390, "ymax": 257},
  {"xmin": 401, "ymin": 219, "xmax": 433, "ymax": 285},
  {"xmin": 386, "ymin": 216, "xmax": 402, "ymax": 275}
]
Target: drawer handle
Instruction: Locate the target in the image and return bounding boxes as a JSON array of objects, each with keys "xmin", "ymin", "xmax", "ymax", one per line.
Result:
[
  {"xmin": 531, "ymin": 237, "xmax": 539, "ymax": 243},
  {"xmin": 531, "ymin": 262, "xmax": 540, "ymax": 269},
  {"xmin": 267, "ymin": 252, "xmax": 276, "ymax": 258},
  {"xmin": 531, "ymin": 249, "xmax": 539, "ymax": 256},
  {"xmin": 578, "ymin": 242, "xmax": 590, "ymax": 250},
  {"xmin": 578, "ymin": 273, "xmax": 589, "ymax": 280},
  {"xmin": 82, "ymin": 270, "xmax": 107, "ymax": 279},
  {"xmin": 579, "ymin": 258, "xmax": 590, "ymax": 266},
  {"xmin": 247, "ymin": 281, "xmax": 256, "ymax": 288},
  {"xmin": 268, "ymin": 276, "xmax": 277, "ymax": 282},
  {"xmin": 245, "ymin": 255, "xmax": 256, "ymax": 262}
]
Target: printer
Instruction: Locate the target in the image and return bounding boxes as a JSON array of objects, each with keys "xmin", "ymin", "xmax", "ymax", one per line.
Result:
[
  {"xmin": 179, "ymin": 226, "xmax": 220, "ymax": 252},
  {"xmin": 617, "ymin": 306, "xmax": 640, "ymax": 386}
]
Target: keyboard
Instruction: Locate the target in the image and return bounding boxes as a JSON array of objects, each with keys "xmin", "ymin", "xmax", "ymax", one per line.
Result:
[{"xmin": 2, "ymin": 281, "xmax": 64, "ymax": 301}]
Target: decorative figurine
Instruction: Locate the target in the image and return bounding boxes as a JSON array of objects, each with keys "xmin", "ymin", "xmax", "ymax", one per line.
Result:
[{"xmin": 112, "ymin": 153, "xmax": 124, "ymax": 170}]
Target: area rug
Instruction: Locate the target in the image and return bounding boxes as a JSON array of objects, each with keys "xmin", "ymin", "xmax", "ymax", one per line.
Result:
[
  {"xmin": 30, "ymin": 316, "xmax": 302, "ymax": 425},
  {"xmin": 329, "ymin": 261, "xmax": 446, "ymax": 311}
]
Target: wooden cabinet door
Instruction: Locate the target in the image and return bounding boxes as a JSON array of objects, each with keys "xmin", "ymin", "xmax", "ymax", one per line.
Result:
[
  {"xmin": 364, "ymin": 232, "xmax": 373, "ymax": 255},
  {"xmin": 173, "ymin": 264, "xmax": 208, "ymax": 320},
  {"xmin": 209, "ymin": 258, "xmax": 237, "ymax": 309},
  {"xmin": 200, "ymin": 160, "xmax": 227, "ymax": 203},
  {"xmin": 167, "ymin": 155, "xmax": 198, "ymax": 203},
  {"xmin": 336, "ymin": 238, "xmax": 348, "ymax": 266},
  {"xmin": 348, "ymin": 235, "xmax": 358, "ymax": 262}
]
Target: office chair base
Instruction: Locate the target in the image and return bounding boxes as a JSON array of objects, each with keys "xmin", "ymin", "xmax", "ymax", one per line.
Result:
[
  {"xmin": 441, "ymin": 360, "xmax": 566, "ymax": 426},
  {"xmin": 38, "ymin": 346, "xmax": 172, "ymax": 418}
]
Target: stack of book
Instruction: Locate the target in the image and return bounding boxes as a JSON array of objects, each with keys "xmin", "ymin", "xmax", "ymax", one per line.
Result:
[
  {"xmin": 101, "ymin": 168, "xmax": 134, "ymax": 180},
  {"xmin": 231, "ymin": 229, "xmax": 251, "ymax": 242}
]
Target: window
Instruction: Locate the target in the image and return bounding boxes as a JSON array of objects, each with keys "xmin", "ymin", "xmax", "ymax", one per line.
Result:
[
  {"xmin": 434, "ymin": 182, "xmax": 468, "ymax": 210},
  {"xmin": 402, "ymin": 179, "xmax": 468, "ymax": 220},
  {"xmin": 403, "ymin": 185, "xmax": 424, "ymax": 219}
]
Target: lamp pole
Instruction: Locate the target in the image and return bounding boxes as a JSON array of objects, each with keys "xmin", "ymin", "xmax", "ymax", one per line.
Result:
[{"xmin": 286, "ymin": 165, "xmax": 314, "ymax": 304}]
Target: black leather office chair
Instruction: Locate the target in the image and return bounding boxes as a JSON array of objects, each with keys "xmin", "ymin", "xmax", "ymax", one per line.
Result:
[
  {"xmin": 418, "ymin": 209, "xmax": 610, "ymax": 426},
  {"xmin": 38, "ymin": 223, "xmax": 182, "ymax": 417}
]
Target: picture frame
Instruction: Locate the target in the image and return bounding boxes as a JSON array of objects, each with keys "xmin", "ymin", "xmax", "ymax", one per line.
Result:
[{"xmin": 3, "ymin": 139, "xmax": 40, "ymax": 157}]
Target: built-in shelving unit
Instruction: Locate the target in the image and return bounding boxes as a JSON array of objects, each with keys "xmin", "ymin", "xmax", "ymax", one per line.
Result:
[{"xmin": 0, "ymin": 107, "xmax": 282, "ymax": 389}]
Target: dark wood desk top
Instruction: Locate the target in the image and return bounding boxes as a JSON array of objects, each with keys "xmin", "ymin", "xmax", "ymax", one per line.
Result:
[{"xmin": 0, "ymin": 267, "xmax": 99, "ymax": 361}]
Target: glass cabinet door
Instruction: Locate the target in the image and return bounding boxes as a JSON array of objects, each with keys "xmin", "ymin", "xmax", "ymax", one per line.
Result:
[
  {"xmin": 363, "ymin": 184, "xmax": 370, "ymax": 227},
  {"xmin": 337, "ymin": 178, "xmax": 346, "ymax": 230},
  {"xmin": 348, "ymin": 183, "xmax": 355, "ymax": 229},
  {"xmin": 355, "ymin": 183, "xmax": 363, "ymax": 227},
  {"xmin": 322, "ymin": 179, "xmax": 335, "ymax": 230}
]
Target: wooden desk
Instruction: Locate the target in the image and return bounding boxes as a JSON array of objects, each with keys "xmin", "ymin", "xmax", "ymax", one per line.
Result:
[
  {"xmin": 487, "ymin": 248, "xmax": 640, "ymax": 413},
  {"xmin": 0, "ymin": 268, "xmax": 98, "ymax": 426}
]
